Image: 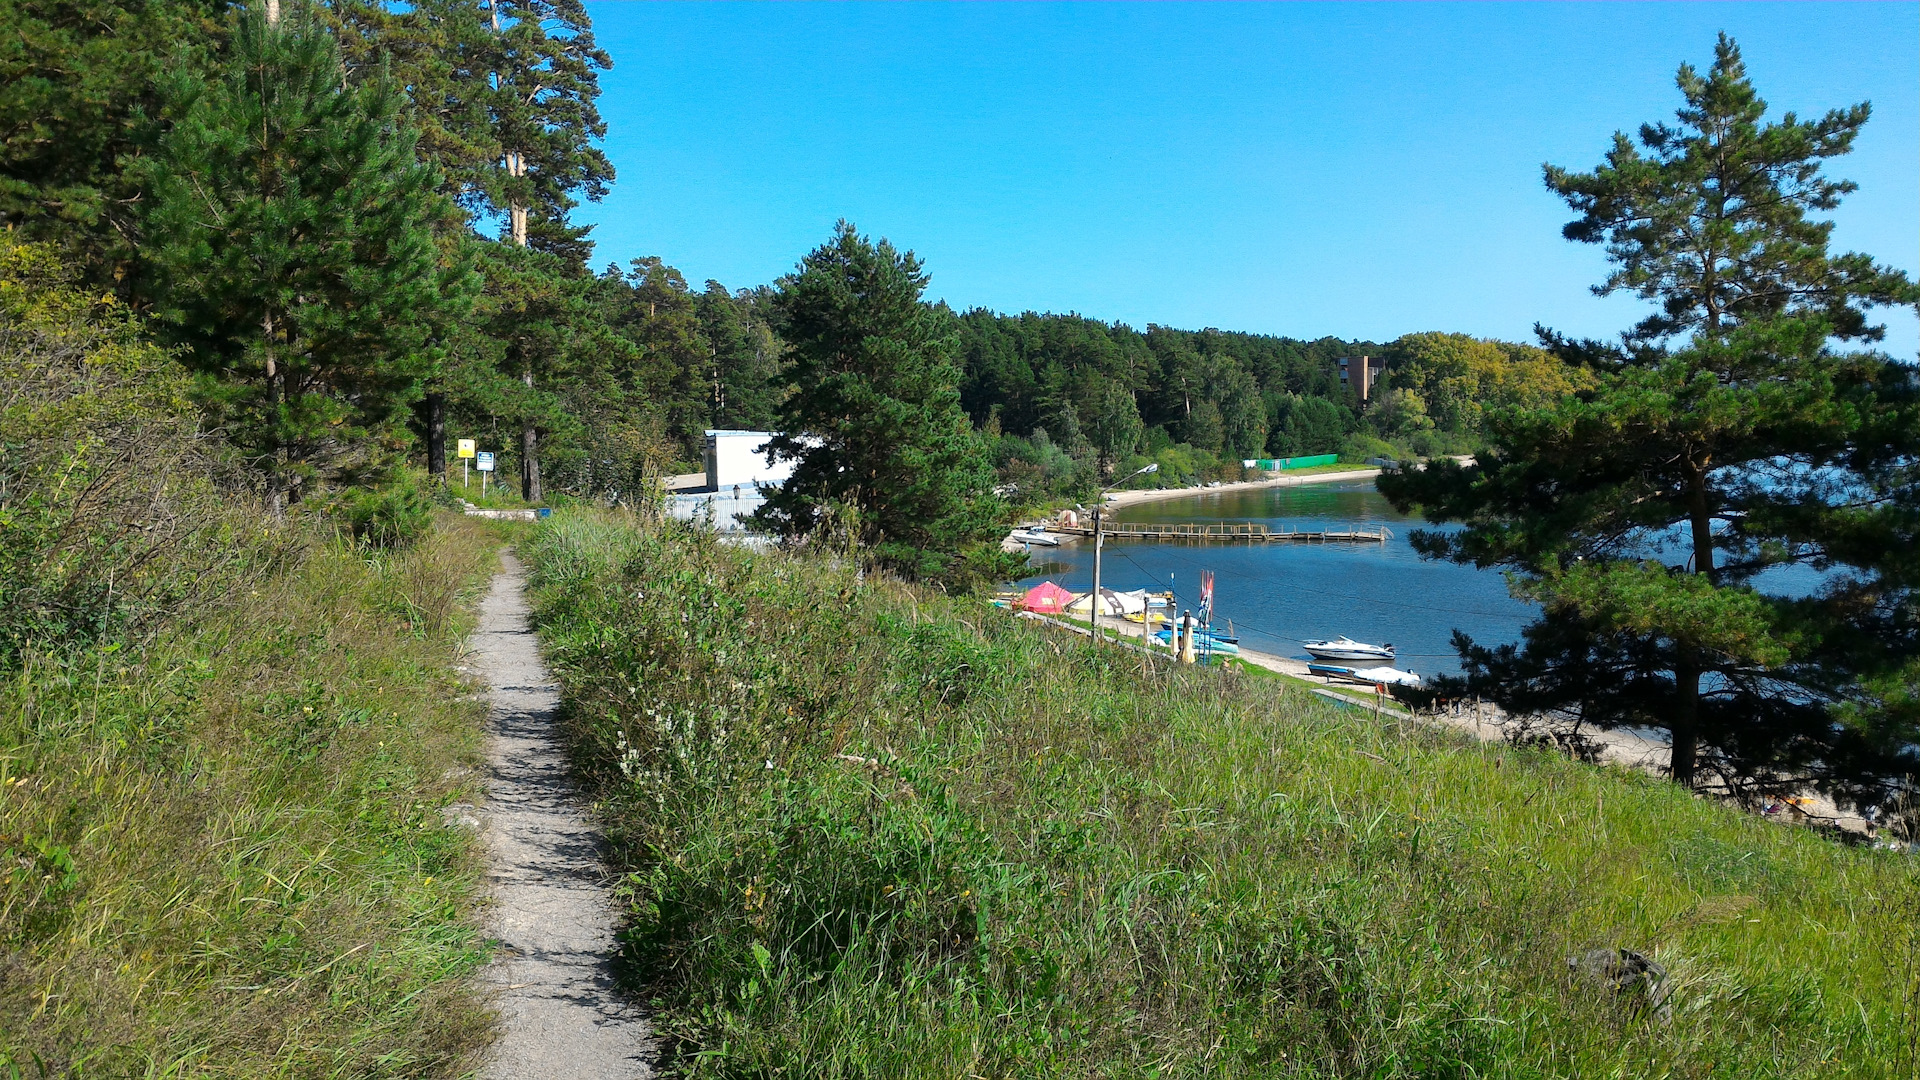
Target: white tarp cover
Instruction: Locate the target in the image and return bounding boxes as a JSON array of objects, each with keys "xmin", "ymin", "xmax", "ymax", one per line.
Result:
[
  {"xmin": 1066, "ymin": 588, "xmax": 1153, "ymax": 616},
  {"xmin": 1350, "ymin": 666, "xmax": 1423, "ymax": 687}
]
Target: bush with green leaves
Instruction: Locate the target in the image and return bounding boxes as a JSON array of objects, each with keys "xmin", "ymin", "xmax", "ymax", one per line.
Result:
[
  {"xmin": 331, "ymin": 470, "xmax": 438, "ymax": 549},
  {"xmin": 0, "ymin": 236, "xmax": 272, "ymax": 669}
]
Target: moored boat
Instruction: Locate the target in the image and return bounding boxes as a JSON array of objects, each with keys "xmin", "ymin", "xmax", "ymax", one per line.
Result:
[
  {"xmin": 1302, "ymin": 636, "xmax": 1395, "ymax": 663},
  {"xmin": 1008, "ymin": 527, "xmax": 1061, "ymax": 547},
  {"xmin": 1352, "ymin": 666, "xmax": 1421, "ymax": 687},
  {"xmin": 1154, "ymin": 627, "xmax": 1240, "ymax": 654}
]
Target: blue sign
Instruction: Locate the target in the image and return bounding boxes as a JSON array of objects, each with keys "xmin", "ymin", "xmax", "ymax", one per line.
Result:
[{"xmin": 475, "ymin": 451, "xmax": 495, "ymax": 472}]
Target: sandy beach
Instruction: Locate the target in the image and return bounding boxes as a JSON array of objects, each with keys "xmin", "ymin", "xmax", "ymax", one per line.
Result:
[{"xmin": 1102, "ymin": 467, "xmax": 1382, "ymax": 508}]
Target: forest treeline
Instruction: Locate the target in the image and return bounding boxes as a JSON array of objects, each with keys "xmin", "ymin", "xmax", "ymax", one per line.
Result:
[
  {"xmin": 3, "ymin": 0, "xmax": 1563, "ymax": 510},
  {"xmin": 959, "ymin": 313, "xmax": 1589, "ymax": 496}
]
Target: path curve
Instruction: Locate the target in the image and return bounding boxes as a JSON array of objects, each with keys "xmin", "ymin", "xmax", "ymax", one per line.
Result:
[{"xmin": 471, "ymin": 552, "xmax": 652, "ymax": 1079}]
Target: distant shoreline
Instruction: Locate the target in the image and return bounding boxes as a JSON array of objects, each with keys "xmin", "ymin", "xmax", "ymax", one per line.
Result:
[{"xmin": 1102, "ymin": 467, "xmax": 1382, "ymax": 508}]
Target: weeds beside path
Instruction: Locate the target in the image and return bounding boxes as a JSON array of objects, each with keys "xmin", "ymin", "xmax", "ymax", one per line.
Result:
[
  {"xmin": 525, "ymin": 510, "xmax": 1920, "ymax": 1079},
  {"xmin": 0, "ymin": 515, "xmax": 503, "ymax": 1076},
  {"xmin": 472, "ymin": 552, "xmax": 653, "ymax": 1079}
]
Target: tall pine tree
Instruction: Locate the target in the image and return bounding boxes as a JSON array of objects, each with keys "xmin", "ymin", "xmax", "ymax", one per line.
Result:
[
  {"xmin": 699, "ymin": 280, "xmax": 785, "ymax": 433},
  {"xmin": 1380, "ymin": 36, "xmax": 1919, "ymax": 801},
  {"xmin": 479, "ymin": 0, "xmax": 611, "ymax": 262},
  {"xmin": 0, "ymin": 0, "xmax": 227, "ymax": 277},
  {"xmin": 319, "ymin": 0, "xmax": 612, "ymax": 493},
  {"xmin": 135, "ymin": 2, "xmax": 471, "ymax": 512},
  {"xmin": 480, "ymin": 0, "xmax": 611, "ymax": 499},
  {"xmin": 754, "ymin": 222, "xmax": 1017, "ymax": 588}
]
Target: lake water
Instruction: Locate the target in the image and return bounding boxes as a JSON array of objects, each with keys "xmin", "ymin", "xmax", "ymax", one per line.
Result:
[{"xmin": 1014, "ymin": 481, "xmax": 1537, "ymax": 677}]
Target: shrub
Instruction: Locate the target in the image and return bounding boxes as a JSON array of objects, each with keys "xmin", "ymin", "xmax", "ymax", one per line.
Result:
[
  {"xmin": 333, "ymin": 469, "xmax": 437, "ymax": 548},
  {"xmin": 0, "ymin": 233, "xmax": 497, "ymax": 1074},
  {"xmin": 0, "ymin": 236, "xmax": 266, "ymax": 670},
  {"xmin": 1340, "ymin": 431, "xmax": 1400, "ymax": 464}
]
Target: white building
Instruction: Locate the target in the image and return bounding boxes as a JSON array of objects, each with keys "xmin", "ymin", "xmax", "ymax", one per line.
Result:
[
  {"xmin": 667, "ymin": 489, "xmax": 765, "ymax": 532},
  {"xmin": 665, "ymin": 430, "xmax": 798, "ymax": 533},
  {"xmin": 704, "ymin": 430, "xmax": 796, "ymax": 493}
]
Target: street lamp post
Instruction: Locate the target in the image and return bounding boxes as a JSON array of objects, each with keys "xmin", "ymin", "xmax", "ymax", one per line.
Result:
[{"xmin": 1090, "ymin": 462, "xmax": 1159, "ymax": 647}]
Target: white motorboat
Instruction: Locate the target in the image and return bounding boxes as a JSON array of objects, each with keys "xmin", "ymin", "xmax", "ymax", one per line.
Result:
[
  {"xmin": 1008, "ymin": 528, "xmax": 1061, "ymax": 547},
  {"xmin": 1302, "ymin": 636, "xmax": 1396, "ymax": 663},
  {"xmin": 1306, "ymin": 663, "xmax": 1421, "ymax": 687}
]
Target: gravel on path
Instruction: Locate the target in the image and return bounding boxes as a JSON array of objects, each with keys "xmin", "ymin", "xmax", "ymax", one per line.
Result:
[{"xmin": 472, "ymin": 553, "xmax": 653, "ymax": 1079}]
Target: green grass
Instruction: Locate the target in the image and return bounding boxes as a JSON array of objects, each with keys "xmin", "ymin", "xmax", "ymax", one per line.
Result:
[
  {"xmin": 452, "ymin": 478, "xmax": 537, "ymax": 509},
  {"xmin": 1260, "ymin": 462, "xmax": 1382, "ymax": 478},
  {"xmin": 526, "ymin": 510, "xmax": 1920, "ymax": 1079},
  {"xmin": 0, "ymin": 514, "xmax": 505, "ymax": 1077}
]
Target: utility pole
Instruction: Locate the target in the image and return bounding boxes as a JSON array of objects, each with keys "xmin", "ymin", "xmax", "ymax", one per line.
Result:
[
  {"xmin": 1090, "ymin": 505, "xmax": 1104, "ymax": 644},
  {"xmin": 1088, "ymin": 462, "xmax": 1158, "ymax": 649}
]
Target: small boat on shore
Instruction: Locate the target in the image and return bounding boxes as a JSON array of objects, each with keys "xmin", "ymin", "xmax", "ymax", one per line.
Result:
[
  {"xmin": 1008, "ymin": 527, "xmax": 1061, "ymax": 547},
  {"xmin": 1154, "ymin": 627, "xmax": 1241, "ymax": 654},
  {"xmin": 1307, "ymin": 662, "xmax": 1421, "ymax": 687},
  {"xmin": 1303, "ymin": 636, "xmax": 1396, "ymax": 663}
]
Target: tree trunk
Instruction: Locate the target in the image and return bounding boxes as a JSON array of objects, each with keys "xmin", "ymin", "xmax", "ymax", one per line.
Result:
[
  {"xmin": 490, "ymin": 2, "xmax": 530, "ymax": 250},
  {"xmin": 1672, "ymin": 650, "xmax": 1701, "ymax": 787},
  {"xmin": 264, "ymin": 312, "xmax": 285, "ymax": 521},
  {"xmin": 1671, "ymin": 455, "xmax": 1714, "ymax": 788},
  {"xmin": 520, "ymin": 419, "xmax": 541, "ymax": 502},
  {"xmin": 426, "ymin": 390, "xmax": 447, "ymax": 479},
  {"xmin": 1686, "ymin": 456, "xmax": 1716, "ymax": 581},
  {"xmin": 521, "ymin": 370, "xmax": 540, "ymax": 502}
]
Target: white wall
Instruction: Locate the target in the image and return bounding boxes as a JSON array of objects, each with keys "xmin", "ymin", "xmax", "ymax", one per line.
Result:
[
  {"xmin": 705, "ymin": 430, "xmax": 798, "ymax": 491},
  {"xmin": 668, "ymin": 491, "xmax": 764, "ymax": 532}
]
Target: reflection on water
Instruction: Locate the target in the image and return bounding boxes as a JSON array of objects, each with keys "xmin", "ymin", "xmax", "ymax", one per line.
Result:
[{"xmin": 1014, "ymin": 482, "xmax": 1537, "ymax": 676}]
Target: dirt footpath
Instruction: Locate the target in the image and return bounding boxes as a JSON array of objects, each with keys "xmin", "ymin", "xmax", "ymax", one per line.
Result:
[{"xmin": 470, "ymin": 553, "xmax": 653, "ymax": 1079}]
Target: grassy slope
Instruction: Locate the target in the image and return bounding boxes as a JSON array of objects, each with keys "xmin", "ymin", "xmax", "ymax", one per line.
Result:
[
  {"xmin": 0, "ymin": 515, "xmax": 504, "ymax": 1077},
  {"xmin": 527, "ymin": 511, "xmax": 1920, "ymax": 1079}
]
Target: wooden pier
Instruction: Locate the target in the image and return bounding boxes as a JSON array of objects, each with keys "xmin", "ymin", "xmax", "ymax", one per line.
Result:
[{"xmin": 1054, "ymin": 522, "xmax": 1390, "ymax": 543}]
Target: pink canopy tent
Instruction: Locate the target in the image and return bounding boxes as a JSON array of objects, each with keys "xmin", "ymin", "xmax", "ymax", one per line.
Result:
[{"xmin": 1020, "ymin": 581, "xmax": 1077, "ymax": 614}]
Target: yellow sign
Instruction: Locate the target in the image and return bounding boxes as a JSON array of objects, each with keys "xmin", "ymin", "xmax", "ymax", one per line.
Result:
[{"xmin": 457, "ymin": 439, "xmax": 476, "ymax": 459}]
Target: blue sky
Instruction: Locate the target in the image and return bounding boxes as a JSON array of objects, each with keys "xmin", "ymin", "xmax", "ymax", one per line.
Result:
[{"xmin": 575, "ymin": 2, "xmax": 1919, "ymax": 358}]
